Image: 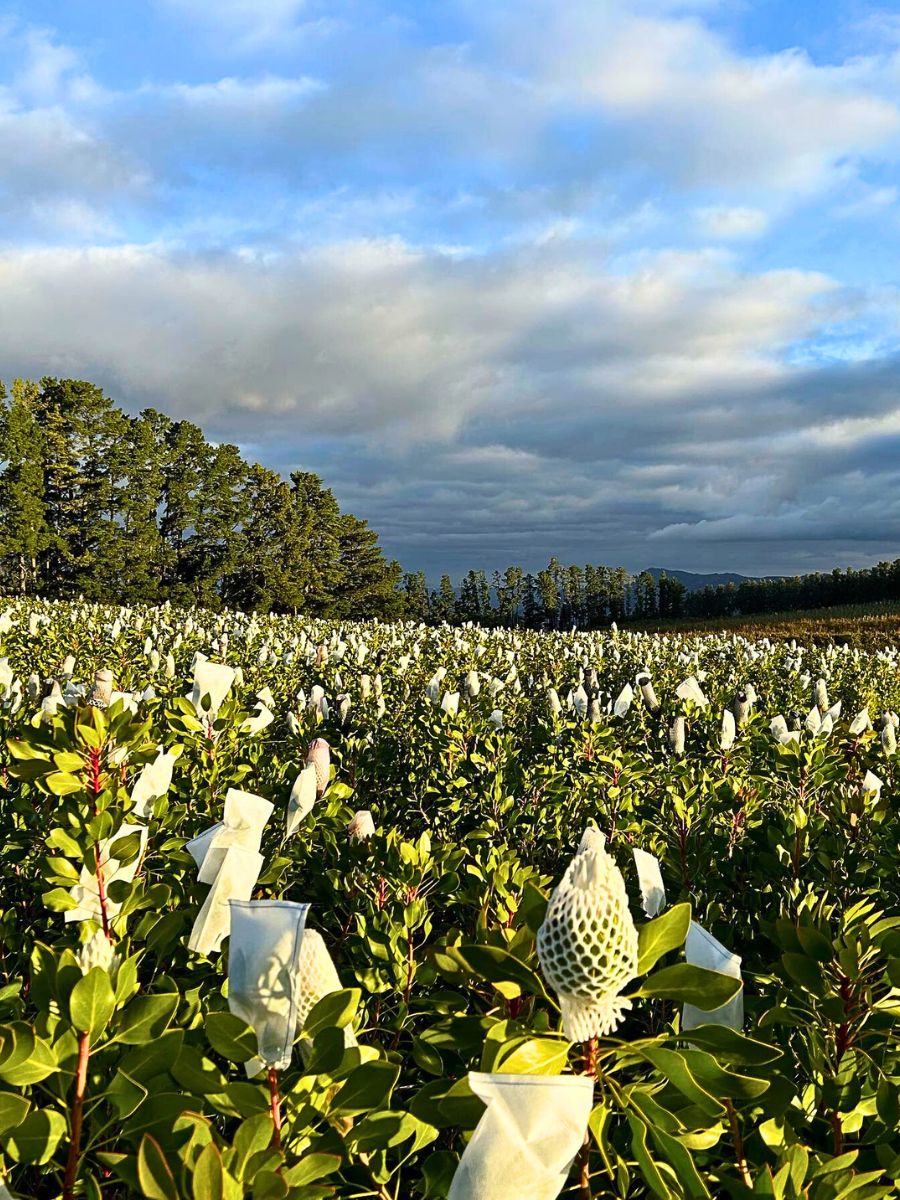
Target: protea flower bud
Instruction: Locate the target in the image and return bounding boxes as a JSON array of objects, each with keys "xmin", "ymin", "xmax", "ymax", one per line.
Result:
[
  {"xmin": 537, "ymin": 844, "xmax": 638, "ymax": 1039},
  {"xmin": 306, "ymin": 737, "xmax": 330, "ymax": 798},
  {"xmin": 87, "ymin": 669, "xmax": 113, "ymax": 709},
  {"xmin": 347, "ymin": 810, "xmax": 375, "ymax": 841}
]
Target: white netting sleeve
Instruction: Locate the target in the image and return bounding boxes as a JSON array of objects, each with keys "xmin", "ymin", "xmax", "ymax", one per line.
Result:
[{"xmin": 537, "ymin": 845, "xmax": 638, "ymax": 1040}]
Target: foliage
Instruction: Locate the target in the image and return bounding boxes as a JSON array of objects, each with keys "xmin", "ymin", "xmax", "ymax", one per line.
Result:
[{"xmin": 0, "ymin": 599, "xmax": 899, "ymax": 1197}]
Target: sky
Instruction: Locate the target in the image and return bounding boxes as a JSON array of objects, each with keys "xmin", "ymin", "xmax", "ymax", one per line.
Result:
[{"xmin": 2, "ymin": 1, "xmax": 900, "ymax": 580}]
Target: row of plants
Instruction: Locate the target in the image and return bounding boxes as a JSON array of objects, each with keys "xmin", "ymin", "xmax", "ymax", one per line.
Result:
[{"xmin": 0, "ymin": 597, "xmax": 899, "ymax": 1197}]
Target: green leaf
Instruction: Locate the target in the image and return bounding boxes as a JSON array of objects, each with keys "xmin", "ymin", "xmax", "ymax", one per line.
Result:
[
  {"xmin": 638, "ymin": 1046, "xmax": 726, "ymax": 1117},
  {"xmin": 302, "ymin": 988, "xmax": 360, "ymax": 1038},
  {"xmin": 333, "ymin": 1061, "xmax": 400, "ymax": 1115},
  {"xmin": 105, "ymin": 1069, "xmax": 148, "ymax": 1120},
  {"xmin": 192, "ymin": 1142, "xmax": 225, "ymax": 1200},
  {"xmin": 638, "ymin": 903, "xmax": 691, "ymax": 975},
  {"xmin": 442, "ymin": 944, "xmax": 550, "ymax": 1000},
  {"xmin": 636, "ymin": 964, "xmax": 741, "ymax": 1009},
  {"xmin": 628, "ymin": 1113, "xmax": 675, "ymax": 1199},
  {"xmin": 0, "ymin": 1092, "xmax": 30, "ymax": 1135},
  {"xmin": 137, "ymin": 1134, "xmax": 179, "ymax": 1200},
  {"xmin": 6, "ymin": 1108, "xmax": 67, "ymax": 1165},
  {"xmin": 205, "ymin": 1011, "xmax": 258, "ymax": 1063},
  {"xmin": 493, "ymin": 1037, "xmax": 570, "ymax": 1075},
  {"xmin": 114, "ymin": 993, "xmax": 179, "ymax": 1045},
  {"xmin": 69, "ymin": 967, "xmax": 117, "ymax": 1039},
  {"xmin": 284, "ymin": 1153, "xmax": 342, "ymax": 1186},
  {"xmin": 45, "ymin": 770, "xmax": 83, "ymax": 796}
]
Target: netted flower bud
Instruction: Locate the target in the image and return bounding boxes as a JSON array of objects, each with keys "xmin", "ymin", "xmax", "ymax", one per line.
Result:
[
  {"xmin": 306, "ymin": 737, "xmax": 330, "ymax": 798},
  {"xmin": 537, "ymin": 844, "xmax": 638, "ymax": 1040},
  {"xmin": 882, "ymin": 723, "xmax": 897, "ymax": 756},
  {"xmin": 814, "ymin": 678, "xmax": 829, "ymax": 712},
  {"xmin": 669, "ymin": 715, "xmax": 686, "ymax": 756},
  {"xmin": 732, "ymin": 691, "xmax": 751, "ymax": 726},
  {"xmin": 87, "ymin": 669, "xmax": 113, "ymax": 710},
  {"xmin": 720, "ymin": 709, "xmax": 736, "ymax": 751},
  {"xmin": 76, "ymin": 929, "xmax": 119, "ymax": 975},
  {"xmin": 347, "ymin": 810, "xmax": 375, "ymax": 841}
]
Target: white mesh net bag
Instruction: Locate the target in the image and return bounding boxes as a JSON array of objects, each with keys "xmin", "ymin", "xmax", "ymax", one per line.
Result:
[
  {"xmin": 537, "ymin": 844, "xmax": 638, "ymax": 1040},
  {"xmin": 447, "ymin": 1073, "xmax": 594, "ymax": 1200},
  {"xmin": 228, "ymin": 900, "xmax": 310, "ymax": 1070},
  {"xmin": 295, "ymin": 929, "xmax": 358, "ymax": 1064}
]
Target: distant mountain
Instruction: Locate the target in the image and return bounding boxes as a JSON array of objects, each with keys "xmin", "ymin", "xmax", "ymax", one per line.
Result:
[{"xmin": 642, "ymin": 567, "xmax": 755, "ymax": 593}]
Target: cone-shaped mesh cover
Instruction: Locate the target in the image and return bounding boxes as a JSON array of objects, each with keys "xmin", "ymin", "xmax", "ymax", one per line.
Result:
[
  {"xmin": 295, "ymin": 929, "xmax": 358, "ymax": 1048},
  {"xmin": 537, "ymin": 846, "xmax": 638, "ymax": 1040}
]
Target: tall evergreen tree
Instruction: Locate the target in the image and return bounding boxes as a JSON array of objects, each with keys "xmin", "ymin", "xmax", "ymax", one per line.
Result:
[{"xmin": 0, "ymin": 381, "xmax": 49, "ymax": 594}]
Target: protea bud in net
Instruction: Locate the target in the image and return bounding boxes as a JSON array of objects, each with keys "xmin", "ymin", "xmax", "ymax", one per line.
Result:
[
  {"xmin": 537, "ymin": 844, "xmax": 638, "ymax": 1040},
  {"xmin": 296, "ymin": 929, "xmax": 358, "ymax": 1056},
  {"xmin": 87, "ymin": 669, "xmax": 113, "ymax": 709},
  {"xmin": 306, "ymin": 737, "xmax": 330, "ymax": 798}
]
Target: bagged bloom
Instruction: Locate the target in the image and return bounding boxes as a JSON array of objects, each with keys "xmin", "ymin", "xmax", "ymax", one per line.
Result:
[
  {"xmin": 188, "ymin": 845, "xmax": 264, "ymax": 956},
  {"xmin": 348, "ymin": 810, "xmax": 375, "ymax": 841},
  {"xmin": 186, "ymin": 788, "xmax": 274, "ymax": 880},
  {"xmin": 189, "ymin": 659, "xmax": 236, "ymax": 717},
  {"xmin": 669, "ymin": 716, "xmax": 686, "ymax": 757},
  {"xmin": 862, "ymin": 769, "xmax": 883, "ymax": 799},
  {"xmin": 571, "ymin": 685, "xmax": 588, "ymax": 718},
  {"xmin": 228, "ymin": 900, "xmax": 310, "ymax": 1070},
  {"xmin": 241, "ymin": 702, "xmax": 274, "ymax": 735},
  {"xmin": 849, "ymin": 708, "xmax": 871, "ymax": 736},
  {"xmin": 66, "ymin": 823, "xmax": 148, "ymax": 924},
  {"xmin": 883, "ymin": 723, "xmax": 897, "ymax": 756},
  {"xmin": 306, "ymin": 738, "xmax": 331, "ymax": 797},
  {"xmin": 537, "ymin": 843, "xmax": 638, "ymax": 1039},
  {"xmin": 676, "ymin": 676, "xmax": 708, "ymax": 708},
  {"xmin": 682, "ymin": 922, "xmax": 743, "ymax": 1032},
  {"xmin": 447, "ymin": 1073, "xmax": 594, "ymax": 1200},
  {"xmin": 633, "ymin": 848, "xmax": 666, "ymax": 918},
  {"xmin": 578, "ymin": 825, "xmax": 606, "ymax": 854},
  {"xmin": 87, "ymin": 669, "xmax": 113, "ymax": 710},
  {"xmin": 546, "ymin": 688, "xmax": 562, "ymax": 718},
  {"xmin": 732, "ymin": 691, "xmax": 751, "ymax": 726},
  {"xmin": 295, "ymin": 929, "xmax": 358, "ymax": 1059},
  {"xmin": 489, "ymin": 709, "xmax": 503, "ymax": 729},
  {"xmin": 76, "ymin": 929, "xmax": 120, "ymax": 975},
  {"xmin": 441, "ymin": 691, "xmax": 460, "ymax": 717},
  {"xmin": 613, "ymin": 683, "xmax": 634, "ymax": 717},
  {"xmin": 131, "ymin": 747, "xmax": 179, "ymax": 820},
  {"xmin": 465, "ymin": 670, "xmax": 481, "ymax": 697},
  {"xmin": 814, "ymin": 678, "xmax": 829, "ymax": 712},
  {"xmin": 636, "ymin": 672, "xmax": 660, "ymax": 714},
  {"xmin": 805, "ymin": 706, "xmax": 821, "ymax": 734},
  {"xmin": 720, "ymin": 709, "xmax": 736, "ymax": 751},
  {"xmin": 285, "ymin": 765, "xmax": 318, "ymax": 839}
]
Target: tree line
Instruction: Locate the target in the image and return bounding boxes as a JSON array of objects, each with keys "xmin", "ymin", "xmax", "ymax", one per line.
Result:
[
  {"xmin": 3, "ymin": 376, "xmax": 898, "ymax": 626},
  {"xmin": 0, "ymin": 378, "xmax": 403, "ymax": 616}
]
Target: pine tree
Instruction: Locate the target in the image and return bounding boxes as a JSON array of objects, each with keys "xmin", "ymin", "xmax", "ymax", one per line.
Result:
[{"xmin": 0, "ymin": 381, "xmax": 49, "ymax": 594}]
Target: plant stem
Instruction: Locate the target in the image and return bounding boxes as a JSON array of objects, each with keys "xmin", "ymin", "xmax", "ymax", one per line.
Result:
[
  {"xmin": 63, "ymin": 1030, "xmax": 90, "ymax": 1200},
  {"xmin": 268, "ymin": 1067, "xmax": 282, "ymax": 1150},
  {"xmin": 578, "ymin": 1037, "xmax": 598, "ymax": 1199},
  {"xmin": 725, "ymin": 1099, "xmax": 752, "ymax": 1188}
]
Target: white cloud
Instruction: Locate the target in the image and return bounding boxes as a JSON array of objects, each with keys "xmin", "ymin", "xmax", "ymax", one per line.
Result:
[{"xmin": 696, "ymin": 206, "xmax": 769, "ymax": 239}]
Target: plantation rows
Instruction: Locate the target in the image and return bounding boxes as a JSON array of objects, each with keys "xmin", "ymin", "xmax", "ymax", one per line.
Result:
[{"xmin": 1, "ymin": 598, "xmax": 900, "ymax": 1198}]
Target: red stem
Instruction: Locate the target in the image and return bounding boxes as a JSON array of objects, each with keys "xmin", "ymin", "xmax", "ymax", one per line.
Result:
[
  {"xmin": 268, "ymin": 1068, "xmax": 282, "ymax": 1150},
  {"xmin": 63, "ymin": 1031, "xmax": 90, "ymax": 1200}
]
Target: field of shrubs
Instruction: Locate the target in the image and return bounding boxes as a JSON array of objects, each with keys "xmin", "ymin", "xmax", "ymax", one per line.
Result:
[{"xmin": 1, "ymin": 598, "xmax": 900, "ymax": 1199}]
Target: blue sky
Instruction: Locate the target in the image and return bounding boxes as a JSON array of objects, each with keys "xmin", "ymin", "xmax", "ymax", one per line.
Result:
[{"xmin": 2, "ymin": 1, "xmax": 900, "ymax": 579}]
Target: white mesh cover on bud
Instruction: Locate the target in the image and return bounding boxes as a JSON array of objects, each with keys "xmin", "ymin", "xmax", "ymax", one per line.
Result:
[
  {"xmin": 682, "ymin": 922, "xmax": 743, "ymax": 1032},
  {"xmin": 348, "ymin": 810, "xmax": 375, "ymax": 840},
  {"xmin": 286, "ymin": 765, "xmax": 318, "ymax": 839},
  {"xmin": 669, "ymin": 716, "xmax": 686, "ymax": 756},
  {"xmin": 295, "ymin": 929, "xmax": 358, "ymax": 1054},
  {"xmin": 447, "ymin": 1073, "xmax": 594, "ymax": 1200},
  {"xmin": 66, "ymin": 823, "xmax": 148, "ymax": 923},
  {"xmin": 633, "ymin": 848, "xmax": 666, "ymax": 918},
  {"xmin": 882, "ymin": 723, "xmax": 897, "ymax": 755},
  {"xmin": 131, "ymin": 747, "xmax": 178, "ymax": 819},
  {"xmin": 577, "ymin": 825, "xmax": 605, "ymax": 855},
  {"xmin": 189, "ymin": 659, "xmax": 236, "ymax": 717},
  {"xmin": 720, "ymin": 709, "xmax": 736, "ymax": 751},
  {"xmin": 227, "ymin": 900, "xmax": 310, "ymax": 1070},
  {"xmin": 87, "ymin": 669, "xmax": 113, "ymax": 709},
  {"xmin": 306, "ymin": 738, "xmax": 330, "ymax": 797},
  {"xmin": 76, "ymin": 928, "xmax": 119, "ymax": 975},
  {"xmin": 537, "ymin": 845, "xmax": 638, "ymax": 1040}
]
